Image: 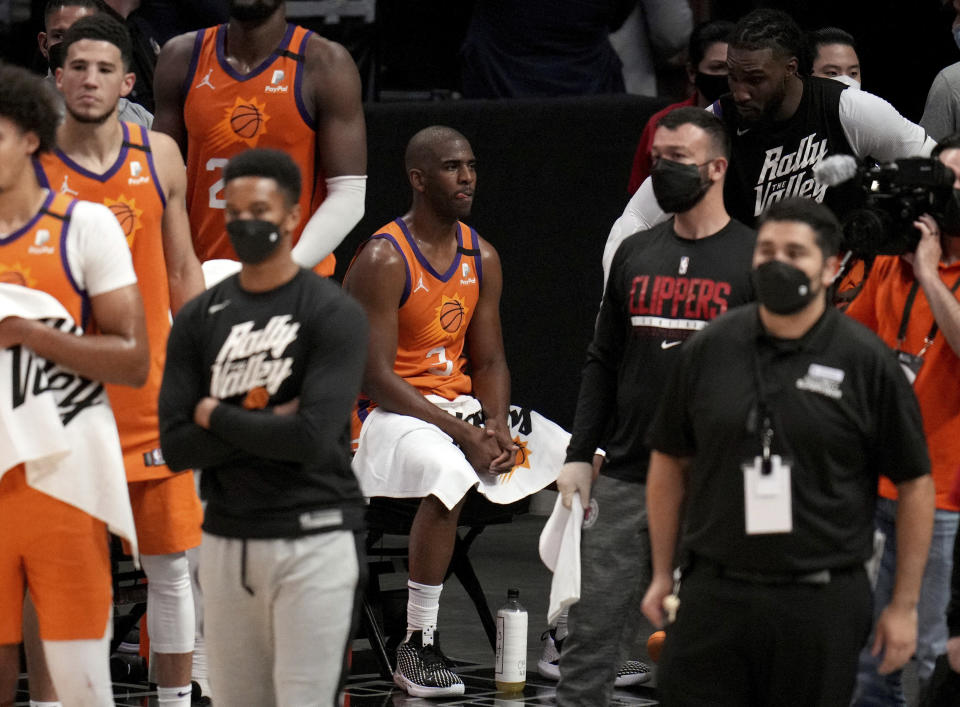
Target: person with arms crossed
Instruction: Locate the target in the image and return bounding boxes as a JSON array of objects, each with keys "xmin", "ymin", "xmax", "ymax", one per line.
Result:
[
  {"xmin": 0, "ymin": 62, "xmax": 148, "ymax": 707},
  {"xmin": 641, "ymin": 197, "xmax": 934, "ymax": 706},
  {"xmin": 553, "ymin": 107, "xmax": 757, "ymax": 706},
  {"xmin": 31, "ymin": 13, "xmax": 206, "ymax": 707},
  {"xmin": 846, "ymin": 135, "xmax": 960, "ymax": 705},
  {"xmin": 152, "ymin": 0, "xmax": 366, "ymax": 274},
  {"xmin": 158, "ymin": 148, "xmax": 368, "ymax": 706}
]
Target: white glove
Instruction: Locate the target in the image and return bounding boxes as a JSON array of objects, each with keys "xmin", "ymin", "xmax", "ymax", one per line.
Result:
[{"xmin": 556, "ymin": 461, "xmax": 593, "ymax": 510}]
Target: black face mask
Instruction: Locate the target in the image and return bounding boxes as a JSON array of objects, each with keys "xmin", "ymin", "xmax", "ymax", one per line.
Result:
[
  {"xmin": 941, "ymin": 190, "xmax": 960, "ymax": 236},
  {"xmin": 650, "ymin": 158, "xmax": 711, "ymax": 213},
  {"xmin": 752, "ymin": 260, "xmax": 818, "ymax": 315},
  {"xmin": 695, "ymin": 72, "xmax": 729, "ymax": 104},
  {"xmin": 47, "ymin": 42, "xmax": 66, "ymax": 72},
  {"xmin": 227, "ymin": 219, "xmax": 282, "ymax": 264}
]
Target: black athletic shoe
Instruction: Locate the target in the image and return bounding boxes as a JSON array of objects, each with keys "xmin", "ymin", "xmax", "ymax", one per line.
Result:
[{"xmin": 393, "ymin": 629, "xmax": 465, "ymax": 697}]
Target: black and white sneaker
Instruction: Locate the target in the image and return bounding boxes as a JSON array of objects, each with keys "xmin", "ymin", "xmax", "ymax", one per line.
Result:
[
  {"xmin": 393, "ymin": 628, "xmax": 465, "ymax": 697},
  {"xmin": 537, "ymin": 627, "xmax": 652, "ymax": 687}
]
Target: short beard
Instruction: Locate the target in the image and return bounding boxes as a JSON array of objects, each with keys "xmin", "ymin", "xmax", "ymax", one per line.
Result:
[
  {"xmin": 229, "ymin": 0, "xmax": 281, "ymax": 23},
  {"xmin": 65, "ymin": 104, "xmax": 114, "ymax": 126}
]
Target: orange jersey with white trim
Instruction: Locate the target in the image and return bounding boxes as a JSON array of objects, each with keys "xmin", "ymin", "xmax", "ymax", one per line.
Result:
[
  {"xmin": 181, "ymin": 23, "xmax": 333, "ymax": 275},
  {"xmin": 37, "ymin": 123, "xmax": 172, "ymax": 482},
  {"xmin": 352, "ymin": 218, "xmax": 482, "ymax": 435},
  {"xmin": 0, "ymin": 191, "xmax": 87, "ymax": 327}
]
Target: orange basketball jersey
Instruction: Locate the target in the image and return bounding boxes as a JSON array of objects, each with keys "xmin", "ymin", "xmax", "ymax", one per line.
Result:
[
  {"xmin": 37, "ymin": 123, "xmax": 172, "ymax": 482},
  {"xmin": 0, "ymin": 191, "xmax": 87, "ymax": 327},
  {"xmin": 353, "ymin": 218, "xmax": 483, "ymax": 432},
  {"xmin": 181, "ymin": 23, "xmax": 334, "ymax": 275}
]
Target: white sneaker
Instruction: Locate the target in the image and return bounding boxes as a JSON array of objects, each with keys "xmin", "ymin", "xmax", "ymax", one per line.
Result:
[{"xmin": 538, "ymin": 627, "xmax": 652, "ymax": 687}]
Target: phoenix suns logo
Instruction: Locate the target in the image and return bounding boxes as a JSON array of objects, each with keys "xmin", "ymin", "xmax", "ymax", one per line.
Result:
[
  {"xmin": 429, "ymin": 294, "xmax": 468, "ymax": 341},
  {"xmin": 0, "ymin": 263, "xmax": 35, "ymax": 287},
  {"xmin": 104, "ymin": 195, "xmax": 143, "ymax": 248},
  {"xmin": 208, "ymin": 96, "xmax": 271, "ymax": 152}
]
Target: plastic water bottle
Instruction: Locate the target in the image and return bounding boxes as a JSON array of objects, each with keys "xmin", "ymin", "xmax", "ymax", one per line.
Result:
[{"xmin": 495, "ymin": 587, "xmax": 527, "ymax": 693}]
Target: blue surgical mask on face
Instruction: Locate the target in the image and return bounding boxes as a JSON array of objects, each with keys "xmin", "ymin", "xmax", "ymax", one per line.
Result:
[{"xmin": 953, "ymin": 24, "xmax": 960, "ymax": 52}]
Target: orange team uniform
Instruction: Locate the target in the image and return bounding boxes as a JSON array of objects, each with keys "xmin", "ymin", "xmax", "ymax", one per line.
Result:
[
  {"xmin": 37, "ymin": 124, "xmax": 202, "ymax": 555},
  {"xmin": 0, "ymin": 191, "xmax": 112, "ymax": 641},
  {"xmin": 181, "ymin": 22, "xmax": 334, "ymax": 276},
  {"xmin": 351, "ymin": 218, "xmax": 483, "ymax": 441}
]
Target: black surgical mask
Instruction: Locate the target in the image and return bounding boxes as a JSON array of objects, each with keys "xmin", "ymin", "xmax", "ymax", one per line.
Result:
[
  {"xmin": 651, "ymin": 158, "xmax": 711, "ymax": 213},
  {"xmin": 695, "ymin": 72, "xmax": 729, "ymax": 103},
  {"xmin": 752, "ymin": 260, "xmax": 817, "ymax": 314},
  {"xmin": 227, "ymin": 219, "xmax": 282, "ymax": 264}
]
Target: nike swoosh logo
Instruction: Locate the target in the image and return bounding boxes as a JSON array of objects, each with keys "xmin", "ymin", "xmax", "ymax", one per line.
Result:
[
  {"xmin": 208, "ymin": 300, "xmax": 230, "ymax": 314},
  {"xmin": 737, "ymin": 127, "xmax": 750, "ymax": 136},
  {"xmin": 661, "ymin": 340, "xmax": 682, "ymax": 350},
  {"xmin": 177, "ymin": 691, "xmax": 191, "ymax": 698}
]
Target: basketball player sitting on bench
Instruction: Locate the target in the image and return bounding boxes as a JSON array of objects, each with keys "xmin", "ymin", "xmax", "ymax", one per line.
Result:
[{"xmin": 345, "ymin": 125, "xmax": 530, "ymax": 698}]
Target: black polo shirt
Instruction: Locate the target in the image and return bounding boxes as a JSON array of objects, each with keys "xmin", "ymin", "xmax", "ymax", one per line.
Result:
[{"xmin": 648, "ymin": 303, "xmax": 930, "ymax": 574}]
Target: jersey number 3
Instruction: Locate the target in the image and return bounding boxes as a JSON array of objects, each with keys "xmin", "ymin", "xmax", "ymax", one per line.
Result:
[{"xmin": 427, "ymin": 346, "xmax": 453, "ymax": 376}]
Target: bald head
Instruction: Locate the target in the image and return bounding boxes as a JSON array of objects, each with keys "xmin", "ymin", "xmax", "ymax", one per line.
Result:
[{"xmin": 405, "ymin": 125, "xmax": 470, "ymax": 172}]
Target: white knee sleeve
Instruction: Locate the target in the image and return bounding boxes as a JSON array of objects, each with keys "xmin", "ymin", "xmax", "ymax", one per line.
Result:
[
  {"xmin": 140, "ymin": 552, "xmax": 195, "ymax": 654},
  {"xmin": 43, "ymin": 628, "xmax": 113, "ymax": 707}
]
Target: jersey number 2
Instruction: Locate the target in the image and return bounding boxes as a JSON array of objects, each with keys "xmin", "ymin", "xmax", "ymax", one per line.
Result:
[{"xmin": 207, "ymin": 158, "xmax": 229, "ymax": 209}]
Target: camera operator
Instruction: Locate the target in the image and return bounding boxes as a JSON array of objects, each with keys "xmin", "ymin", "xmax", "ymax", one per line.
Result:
[{"xmin": 847, "ymin": 135, "xmax": 960, "ymax": 705}]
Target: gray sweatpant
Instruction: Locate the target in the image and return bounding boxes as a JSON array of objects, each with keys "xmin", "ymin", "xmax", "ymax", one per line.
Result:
[
  {"xmin": 199, "ymin": 530, "xmax": 360, "ymax": 707},
  {"xmin": 556, "ymin": 474, "xmax": 650, "ymax": 706}
]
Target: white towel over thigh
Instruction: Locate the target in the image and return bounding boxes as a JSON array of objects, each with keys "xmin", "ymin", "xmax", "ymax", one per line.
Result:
[{"xmin": 352, "ymin": 395, "xmax": 569, "ymax": 509}]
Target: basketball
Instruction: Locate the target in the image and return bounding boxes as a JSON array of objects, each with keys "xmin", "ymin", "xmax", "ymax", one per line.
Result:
[
  {"xmin": 646, "ymin": 630, "xmax": 666, "ymax": 663},
  {"xmin": 108, "ymin": 201, "xmax": 136, "ymax": 237},
  {"xmin": 439, "ymin": 299, "xmax": 464, "ymax": 332},
  {"xmin": 0, "ymin": 270, "xmax": 25, "ymax": 286},
  {"xmin": 231, "ymin": 103, "xmax": 263, "ymax": 138},
  {"xmin": 243, "ymin": 386, "xmax": 270, "ymax": 410}
]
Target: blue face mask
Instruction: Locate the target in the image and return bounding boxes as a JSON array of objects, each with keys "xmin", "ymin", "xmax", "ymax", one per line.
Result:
[{"xmin": 953, "ymin": 24, "xmax": 960, "ymax": 52}]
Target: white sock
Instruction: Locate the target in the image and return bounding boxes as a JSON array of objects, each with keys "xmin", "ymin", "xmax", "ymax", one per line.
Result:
[
  {"xmin": 30, "ymin": 701, "xmax": 62, "ymax": 707},
  {"xmin": 156, "ymin": 685, "xmax": 192, "ymax": 706},
  {"xmin": 192, "ymin": 632, "xmax": 211, "ymax": 696},
  {"xmin": 555, "ymin": 607, "xmax": 569, "ymax": 641},
  {"xmin": 405, "ymin": 580, "xmax": 442, "ymax": 643}
]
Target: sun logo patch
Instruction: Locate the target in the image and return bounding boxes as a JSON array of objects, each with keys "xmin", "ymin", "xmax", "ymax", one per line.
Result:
[
  {"xmin": 209, "ymin": 96, "xmax": 270, "ymax": 152},
  {"xmin": 430, "ymin": 294, "xmax": 468, "ymax": 341},
  {"xmin": 0, "ymin": 262, "xmax": 35, "ymax": 287},
  {"xmin": 498, "ymin": 437, "xmax": 532, "ymax": 484},
  {"xmin": 104, "ymin": 195, "xmax": 143, "ymax": 248}
]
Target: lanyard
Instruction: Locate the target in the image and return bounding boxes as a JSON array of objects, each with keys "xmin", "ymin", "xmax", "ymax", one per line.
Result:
[
  {"xmin": 896, "ymin": 274, "xmax": 960, "ymax": 357},
  {"xmin": 750, "ymin": 343, "xmax": 777, "ymax": 476}
]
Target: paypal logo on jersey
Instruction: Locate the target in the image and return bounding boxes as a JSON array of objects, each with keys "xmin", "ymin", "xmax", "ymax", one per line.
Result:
[
  {"xmin": 265, "ymin": 69, "xmax": 289, "ymax": 93},
  {"xmin": 128, "ymin": 160, "xmax": 149, "ymax": 185},
  {"xmin": 28, "ymin": 229, "xmax": 54, "ymax": 255},
  {"xmin": 460, "ymin": 261, "xmax": 476, "ymax": 286}
]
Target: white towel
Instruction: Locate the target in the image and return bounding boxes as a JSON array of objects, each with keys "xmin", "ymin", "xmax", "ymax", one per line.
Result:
[
  {"xmin": 0, "ymin": 284, "xmax": 137, "ymax": 559},
  {"xmin": 353, "ymin": 395, "xmax": 569, "ymax": 508},
  {"xmin": 538, "ymin": 492, "xmax": 584, "ymax": 625}
]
